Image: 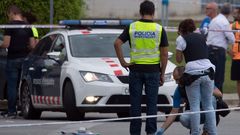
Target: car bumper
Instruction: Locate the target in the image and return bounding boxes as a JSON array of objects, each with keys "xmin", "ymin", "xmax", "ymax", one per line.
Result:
[{"xmin": 74, "ymin": 80, "xmax": 177, "ymax": 114}]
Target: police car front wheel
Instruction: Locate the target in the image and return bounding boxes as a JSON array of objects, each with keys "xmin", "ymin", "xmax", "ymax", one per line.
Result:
[
  {"xmin": 20, "ymin": 81, "xmax": 42, "ymax": 119},
  {"xmin": 63, "ymin": 81, "xmax": 85, "ymax": 121}
]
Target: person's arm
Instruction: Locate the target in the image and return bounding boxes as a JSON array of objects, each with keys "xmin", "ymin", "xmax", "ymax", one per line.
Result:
[
  {"xmin": 227, "ymin": 23, "xmax": 236, "ymax": 58},
  {"xmin": 213, "ymin": 86, "xmax": 223, "ymax": 98},
  {"xmin": 159, "ymin": 28, "xmax": 169, "ymax": 86},
  {"xmin": 156, "ymin": 86, "xmax": 182, "ymax": 134},
  {"xmin": 176, "ymin": 49, "xmax": 183, "ymax": 63},
  {"xmin": 224, "ymin": 24, "xmax": 235, "ymax": 45},
  {"xmin": 160, "ymin": 46, "xmax": 168, "ymax": 85},
  {"xmin": 0, "ymin": 35, "xmax": 11, "ymax": 48},
  {"xmin": 114, "ymin": 38, "xmax": 132, "ymax": 68},
  {"xmin": 227, "ymin": 44, "xmax": 234, "ymax": 58},
  {"xmin": 28, "ymin": 37, "xmax": 36, "ymax": 50},
  {"xmin": 175, "ymin": 35, "xmax": 185, "ymax": 64},
  {"xmin": 162, "ymin": 108, "xmax": 179, "ymax": 129}
]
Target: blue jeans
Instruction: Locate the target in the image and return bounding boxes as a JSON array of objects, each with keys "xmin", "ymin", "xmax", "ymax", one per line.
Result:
[
  {"xmin": 5, "ymin": 58, "xmax": 25, "ymax": 113},
  {"xmin": 208, "ymin": 47, "xmax": 226, "ymax": 92},
  {"xmin": 180, "ymin": 97, "xmax": 217, "ymax": 130},
  {"xmin": 129, "ymin": 71, "xmax": 160, "ymax": 135},
  {"xmin": 185, "ymin": 75, "xmax": 217, "ymax": 135}
]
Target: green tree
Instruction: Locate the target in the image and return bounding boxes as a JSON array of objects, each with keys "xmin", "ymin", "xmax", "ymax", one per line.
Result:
[{"xmin": 0, "ymin": 0, "xmax": 85, "ymax": 36}]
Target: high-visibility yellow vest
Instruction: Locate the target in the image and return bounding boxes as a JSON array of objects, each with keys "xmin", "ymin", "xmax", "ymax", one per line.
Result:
[
  {"xmin": 31, "ymin": 27, "xmax": 39, "ymax": 38},
  {"xmin": 232, "ymin": 22, "xmax": 240, "ymax": 60},
  {"xmin": 129, "ymin": 21, "xmax": 162, "ymax": 64}
]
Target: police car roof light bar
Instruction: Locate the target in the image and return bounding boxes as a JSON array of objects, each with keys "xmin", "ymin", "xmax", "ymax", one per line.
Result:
[{"xmin": 59, "ymin": 19, "xmax": 133, "ymax": 26}]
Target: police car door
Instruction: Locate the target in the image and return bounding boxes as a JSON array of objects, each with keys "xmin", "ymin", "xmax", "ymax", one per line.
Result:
[
  {"xmin": 30, "ymin": 35, "xmax": 57, "ymax": 99},
  {"xmin": 41, "ymin": 35, "xmax": 66, "ymax": 106}
]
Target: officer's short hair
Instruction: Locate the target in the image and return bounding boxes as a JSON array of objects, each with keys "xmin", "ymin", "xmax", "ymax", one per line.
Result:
[
  {"xmin": 220, "ymin": 3, "xmax": 231, "ymax": 15},
  {"xmin": 140, "ymin": 0, "xmax": 155, "ymax": 16},
  {"xmin": 7, "ymin": 5, "xmax": 22, "ymax": 15}
]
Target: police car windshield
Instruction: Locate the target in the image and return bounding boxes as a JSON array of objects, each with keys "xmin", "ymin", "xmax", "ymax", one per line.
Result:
[{"xmin": 69, "ymin": 34, "xmax": 130, "ymax": 57}]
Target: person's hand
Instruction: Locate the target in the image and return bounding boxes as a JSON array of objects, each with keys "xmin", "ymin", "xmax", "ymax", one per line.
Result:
[
  {"xmin": 120, "ymin": 61, "xmax": 134, "ymax": 71},
  {"xmin": 227, "ymin": 49, "xmax": 234, "ymax": 58},
  {"xmin": 159, "ymin": 74, "xmax": 165, "ymax": 86},
  {"xmin": 155, "ymin": 128, "xmax": 165, "ymax": 135},
  {"xmin": 120, "ymin": 62, "xmax": 132, "ymax": 67}
]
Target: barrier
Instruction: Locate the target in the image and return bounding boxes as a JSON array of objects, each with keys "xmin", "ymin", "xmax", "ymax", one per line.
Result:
[
  {"xmin": 0, "ymin": 106, "xmax": 239, "ymax": 128},
  {"xmin": 0, "ymin": 24, "xmax": 239, "ymax": 33}
]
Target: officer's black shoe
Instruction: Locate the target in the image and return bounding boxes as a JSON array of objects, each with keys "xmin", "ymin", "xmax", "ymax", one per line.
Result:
[
  {"xmin": 0, "ymin": 111, "xmax": 8, "ymax": 116},
  {"xmin": 6, "ymin": 112, "xmax": 17, "ymax": 119}
]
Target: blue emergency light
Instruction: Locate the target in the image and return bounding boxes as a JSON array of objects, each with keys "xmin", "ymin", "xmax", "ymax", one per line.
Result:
[{"xmin": 59, "ymin": 19, "xmax": 133, "ymax": 26}]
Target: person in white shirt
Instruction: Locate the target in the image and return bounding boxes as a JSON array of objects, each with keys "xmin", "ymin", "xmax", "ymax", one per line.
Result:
[{"xmin": 206, "ymin": 2, "xmax": 235, "ymax": 92}]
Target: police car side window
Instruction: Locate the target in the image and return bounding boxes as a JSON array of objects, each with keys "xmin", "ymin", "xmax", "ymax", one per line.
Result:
[
  {"xmin": 31, "ymin": 38, "xmax": 47, "ymax": 56},
  {"xmin": 32, "ymin": 34, "xmax": 57, "ymax": 57},
  {"xmin": 52, "ymin": 35, "xmax": 65, "ymax": 52},
  {"xmin": 51, "ymin": 35, "xmax": 66, "ymax": 60}
]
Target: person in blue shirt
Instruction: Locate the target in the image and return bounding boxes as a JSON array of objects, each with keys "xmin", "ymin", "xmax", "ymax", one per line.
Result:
[
  {"xmin": 200, "ymin": 16, "xmax": 211, "ymax": 29},
  {"xmin": 200, "ymin": 16, "xmax": 211, "ymax": 37},
  {"xmin": 161, "ymin": 0, "xmax": 169, "ymax": 27},
  {"xmin": 155, "ymin": 66, "xmax": 222, "ymax": 135}
]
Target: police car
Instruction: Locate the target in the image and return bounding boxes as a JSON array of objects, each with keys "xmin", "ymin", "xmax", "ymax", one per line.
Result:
[{"xmin": 19, "ymin": 20, "xmax": 177, "ymax": 120}]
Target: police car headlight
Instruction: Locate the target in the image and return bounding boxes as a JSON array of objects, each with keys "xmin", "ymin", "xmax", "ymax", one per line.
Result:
[
  {"xmin": 80, "ymin": 71, "xmax": 113, "ymax": 83},
  {"xmin": 164, "ymin": 72, "xmax": 174, "ymax": 82}
]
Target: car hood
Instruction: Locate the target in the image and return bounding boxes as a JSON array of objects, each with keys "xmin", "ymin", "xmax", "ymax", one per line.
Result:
[{"xmin": 69, "ymin": 57, "xmax": 176, "ymax": 76}]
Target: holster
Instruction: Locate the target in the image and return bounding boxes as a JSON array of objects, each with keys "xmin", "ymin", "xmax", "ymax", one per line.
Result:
[
  {"xmin": 179, "ymin": 67, "xmax": 215, "ymax": 86},
  {"xmin": 208, "ymin": 67, "xmax": 215, "ymax": 80}
]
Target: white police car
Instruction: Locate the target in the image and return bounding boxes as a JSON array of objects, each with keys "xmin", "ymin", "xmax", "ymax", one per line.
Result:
[{"xmin": 19, "ymin": 20, "xmax": 177, "ymax": 120}]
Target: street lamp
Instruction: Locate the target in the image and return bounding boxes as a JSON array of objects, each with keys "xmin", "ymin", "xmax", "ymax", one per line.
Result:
[{"xmin": 50, "ymin": 0, "xmax": 54, "ymax": 31}]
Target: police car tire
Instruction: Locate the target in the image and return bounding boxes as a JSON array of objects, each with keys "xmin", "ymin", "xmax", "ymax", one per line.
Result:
[
  {"xmin": 63, "ymin": 81, "xmax": 85, "ymax": 121},
  {"xmin": 21, "ymin": 82, "xmax": 42, "ymax": 119}
]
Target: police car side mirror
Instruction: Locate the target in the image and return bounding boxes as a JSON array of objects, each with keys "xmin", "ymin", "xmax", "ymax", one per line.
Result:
[
  {"xmin": 47, "ymin": 52, "xmax": 61, "ymax": 63},
  {"xmin": 168, "ymin": 52, "xmax": 173, "ymax": 59}
]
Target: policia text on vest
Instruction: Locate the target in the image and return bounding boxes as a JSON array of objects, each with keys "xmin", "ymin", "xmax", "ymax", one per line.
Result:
[{"xmin": 134, "ymin": 31, "xmax": 156, "ymax": 38}]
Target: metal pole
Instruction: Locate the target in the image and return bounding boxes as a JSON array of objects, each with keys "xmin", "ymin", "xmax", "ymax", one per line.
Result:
[{"xmin": 50, "ymin": 0, "xmax": 54, "ymax": 31}]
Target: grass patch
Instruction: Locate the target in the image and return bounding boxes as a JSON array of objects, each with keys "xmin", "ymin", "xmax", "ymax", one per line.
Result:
[{"xmin": 165, "ymin": 21, "xmax": 236, "ymax": 93}]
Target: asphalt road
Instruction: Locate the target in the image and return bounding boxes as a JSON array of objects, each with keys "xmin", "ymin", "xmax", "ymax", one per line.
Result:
[{"xmin": 0, "ymin": 111, "xmax": 239, "ymax": 135}]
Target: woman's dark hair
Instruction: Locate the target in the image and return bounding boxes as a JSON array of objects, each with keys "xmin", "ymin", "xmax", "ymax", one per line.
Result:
[
  {"xmin": 7, "ymin": 5, "xmax": 22, "ymax": 15},
  {"xmin": 178, "ymin": 19, "xmax": 196, "ymax": 35},
  {"xmin": 23, "ymin": 12, "xmax": 37, "ymax": 24},
  {"xmin": 140, "ymin": 0, "xmax": 155, "ymax": 16}
]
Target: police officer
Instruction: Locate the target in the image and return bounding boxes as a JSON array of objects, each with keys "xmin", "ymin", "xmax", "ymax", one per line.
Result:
[
  {"xmin": 0, "ymin": 5, "xmax": 35, "ymax": 118},
  {"xmin": 231, "ymin": 7, "xmax": 240, "ymax": 107},
  {"xmin": 22, "ymin": 11, "xmax": 39, "ymax": 45},
  {"xmin": 114, "ymin": 1, "xmax": 169, "ymax": 135}
]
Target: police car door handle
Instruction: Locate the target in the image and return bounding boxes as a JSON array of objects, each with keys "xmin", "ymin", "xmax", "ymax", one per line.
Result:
[
  {"xmin": 29, "ymin": 67, "xmax": 35, "ymax": 71},
  {"xmin": 41, "ymin": 68, "xmax": 47, "ymax": 72}
]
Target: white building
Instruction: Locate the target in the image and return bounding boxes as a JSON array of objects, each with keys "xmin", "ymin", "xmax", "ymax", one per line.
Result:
[{"xmin": 83, "ymin": 0, "xmax": 202, "ymax": 19}]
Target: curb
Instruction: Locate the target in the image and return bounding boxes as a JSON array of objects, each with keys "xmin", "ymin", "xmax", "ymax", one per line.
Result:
[
  {"xmin": 224, "ymin": 99, "xmax": 239, "ymax": 107},
  {"xmin": 223, "ymin": 93, "xmax": 239, "ymax": 106}
]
